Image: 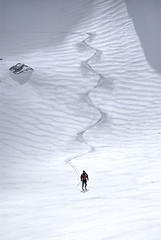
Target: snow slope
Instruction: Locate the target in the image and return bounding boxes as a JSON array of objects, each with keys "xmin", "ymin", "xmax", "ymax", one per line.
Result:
[
  {"xmin": 125, "ymin": 0, "xmax": 161, "ymax": 74},
  {"xmin": 1, "ymin": 0, "xmax": 161, "ymax": 239}
]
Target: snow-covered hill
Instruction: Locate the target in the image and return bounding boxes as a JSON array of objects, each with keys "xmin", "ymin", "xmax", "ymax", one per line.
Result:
[{"xmin": 1, "ymin": 0, "xmax": 161, "ymax": 239}]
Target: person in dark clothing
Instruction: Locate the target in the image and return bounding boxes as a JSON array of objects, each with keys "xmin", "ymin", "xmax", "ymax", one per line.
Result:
[{"xmin": 80, "ymin": 170, "xmax": 89, "ymax": 191}]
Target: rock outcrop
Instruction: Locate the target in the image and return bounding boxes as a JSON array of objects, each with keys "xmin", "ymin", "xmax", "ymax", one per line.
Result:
[
  {"xmin": 9, "ymin": 63, "xmax": 34, "ymax": 85},
  {"xmin": 9, "ymin": 63, "xmax": 33, "ymax": 74}
]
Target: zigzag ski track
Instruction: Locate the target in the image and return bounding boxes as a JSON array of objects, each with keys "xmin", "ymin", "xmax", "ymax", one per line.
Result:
[{"xmin": 65, "ymin": 32, "xmax": 114, "ymax": 183}]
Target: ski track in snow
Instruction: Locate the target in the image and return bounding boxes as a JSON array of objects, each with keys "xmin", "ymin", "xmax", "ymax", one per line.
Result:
[{"xmin": 65, "ymin": 32, "xmax": 112, "ymax": 184}]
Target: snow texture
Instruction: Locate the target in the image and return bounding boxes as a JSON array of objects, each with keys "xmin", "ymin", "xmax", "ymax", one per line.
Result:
[{"xmin": 1, "ymin": 0, "xmax": 161, "ymax": 240}]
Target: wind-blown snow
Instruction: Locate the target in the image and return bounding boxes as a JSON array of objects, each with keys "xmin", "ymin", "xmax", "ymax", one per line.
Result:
[{"xmin": 1, "ymin": 0, "xmax": 161, "ymax": 239}]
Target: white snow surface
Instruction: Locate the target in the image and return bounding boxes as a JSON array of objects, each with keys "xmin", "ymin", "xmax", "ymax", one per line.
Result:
[{"xmin": 1, "ymin": 0, "xmax": 161, "ymax": 239}]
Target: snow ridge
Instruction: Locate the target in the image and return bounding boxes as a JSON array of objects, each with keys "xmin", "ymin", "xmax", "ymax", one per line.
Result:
[{"xmin": 65, "ymin": 32, "xmax": 113, "ymax": 184}]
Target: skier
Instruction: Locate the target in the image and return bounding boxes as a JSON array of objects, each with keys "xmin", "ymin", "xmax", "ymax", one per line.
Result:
[{"xmin": 80, "ymin": 170, "xmax": 89, "ymax": 191}]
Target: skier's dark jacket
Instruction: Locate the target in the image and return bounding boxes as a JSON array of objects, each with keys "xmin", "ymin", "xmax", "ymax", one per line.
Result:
[{"xmin": 81, "ymin": 172, "xmax": 88, "ymax": 181}]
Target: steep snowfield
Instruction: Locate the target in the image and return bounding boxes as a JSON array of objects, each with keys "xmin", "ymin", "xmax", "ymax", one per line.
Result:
[
  {"xmin": 125, "ymin": 0, "xmax": 161, "ymax": 74},
  {"xmin": 1, "ymin": 0, "xmax": 161, "ymax": 239}
]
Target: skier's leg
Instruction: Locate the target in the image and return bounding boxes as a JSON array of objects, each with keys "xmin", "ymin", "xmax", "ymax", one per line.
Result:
[
  {"xmin": 85, "ymin": 181, "xmax": 87, "ymax": 190},
  {"xmin": 82, "ymin": 181, "xmax": 84, "ymax": 191}
]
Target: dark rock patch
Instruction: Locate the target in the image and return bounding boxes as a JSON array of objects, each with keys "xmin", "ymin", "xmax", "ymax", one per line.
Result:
[{"xmin": 9, "ymin": 63, "xmax": 33, "ymax": 74}]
